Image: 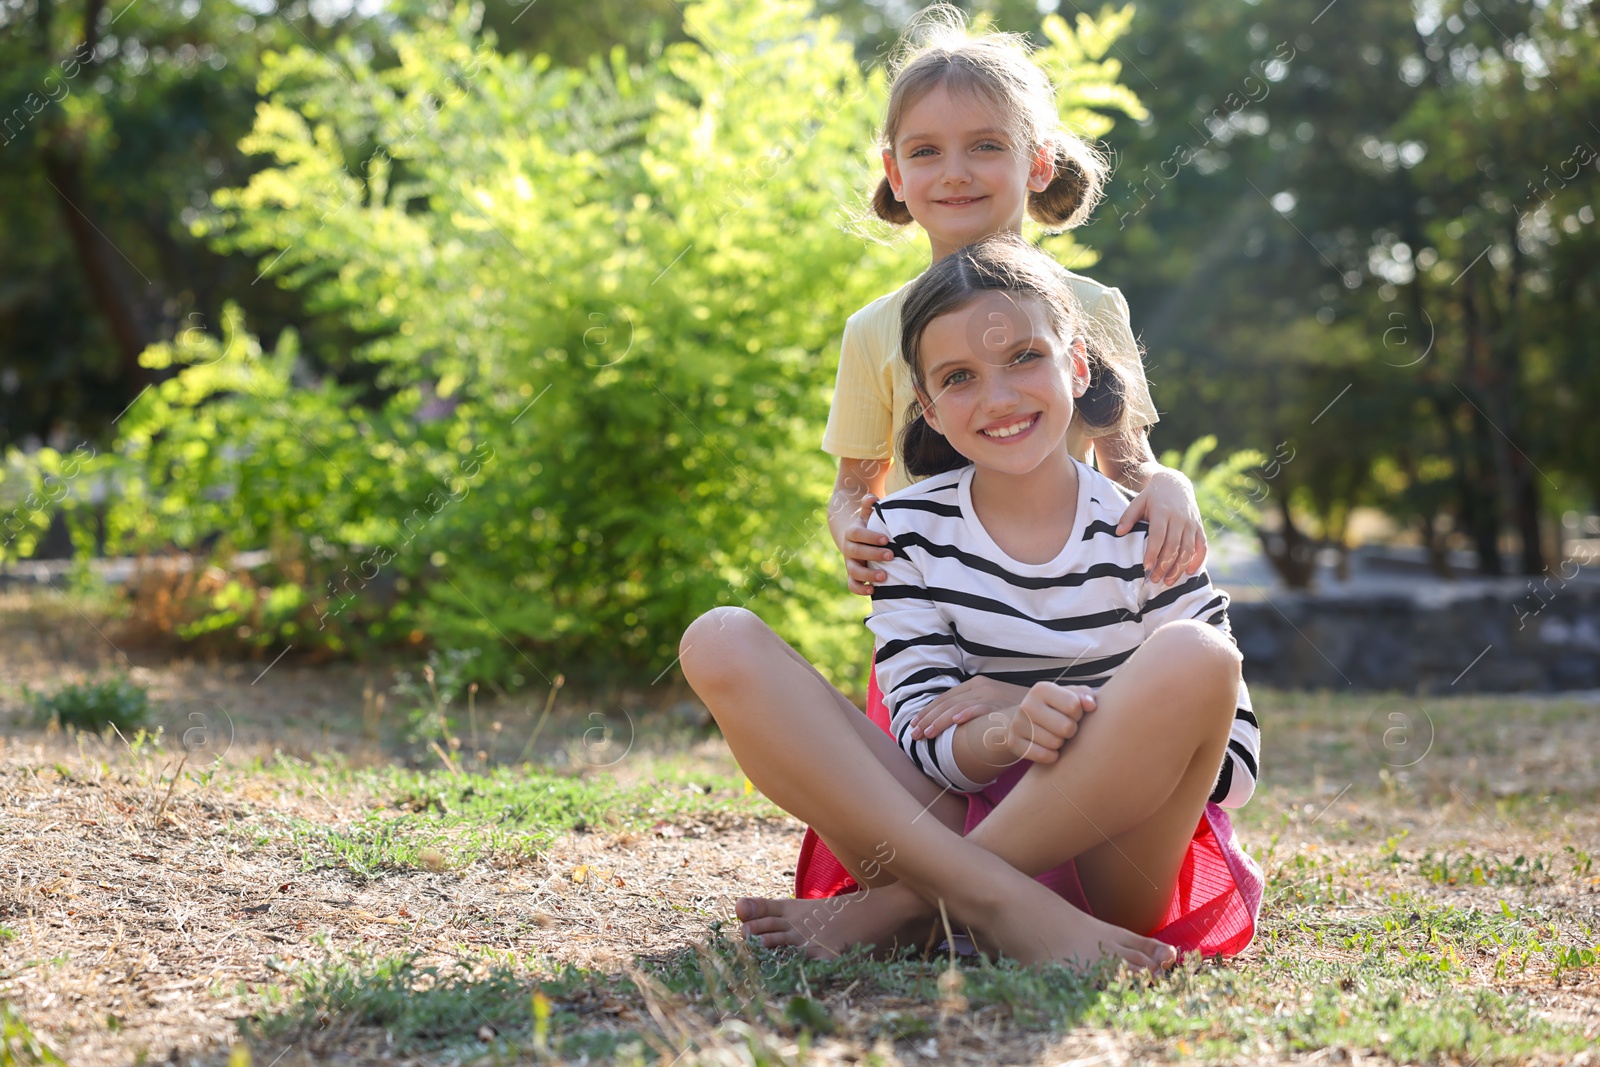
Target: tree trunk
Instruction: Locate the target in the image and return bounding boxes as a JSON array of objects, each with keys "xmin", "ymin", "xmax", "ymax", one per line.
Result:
[
  {"xmin": 1413, "ymin": 512, "xmax": 1453, "ymax": 577},
  {"xmin": 1433, "ymin": 390, "xmax": 1503, "ymax": 575},
  {"xmin": 36, "ymin": 0, "xmax": 148, "ymax": 394},
  {"xmin": 40, "ymin": 146, "xmax": 149, "ymax": 388},
  {"xmin": 1258, "ymin": 496, "xmax": 1316, "ymax": 589},
  {"xmin": 1513, "ymin": 457, "xmax": 1545, "ymax": 575}
]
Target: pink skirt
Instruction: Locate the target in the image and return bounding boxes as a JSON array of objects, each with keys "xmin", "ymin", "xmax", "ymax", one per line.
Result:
[{"xmin": 795, "ymin": 668, "xmax": 1264, "ymax": 958}]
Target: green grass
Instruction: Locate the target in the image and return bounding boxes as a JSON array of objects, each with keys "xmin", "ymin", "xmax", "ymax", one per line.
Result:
[
  {"xmin": 1413, "ymin": 850, "xmax": 1559, "ymax": 888},
  {"xmin": 257, "ymin": 762, "xmax": 770, "ymax": 878},
  {"xmin": 247, "ymin": 945, "xmax": 644, "ymax": 1062},
  {"xmin": 0, "ymin": 1000, "xmax": 64, "ymax": 1066},
  {"xmin": 246, "ymin": 885, "xmax": 1597, "ymax": 1065},
  {"xmin": 216, "ymin": 692, "xmax": 1600, "ymax": 1062},
  {"xmin": 12, "ymin": 686, "xmax": 1593, "ymax": 1065},
  {"xmin": 25, "ymin": 676, "xmax": 154, "ymax": 733}
]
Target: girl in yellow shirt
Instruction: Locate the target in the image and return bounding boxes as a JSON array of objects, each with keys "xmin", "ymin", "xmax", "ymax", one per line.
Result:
[{"xmin": 797, "ymin": 6, "xmax": 1212, "ymax": 901}]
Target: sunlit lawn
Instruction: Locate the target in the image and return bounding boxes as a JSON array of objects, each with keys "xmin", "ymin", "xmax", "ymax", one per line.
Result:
[{"xmin": 0, "ymin": 590, "xmax": 1596, "ymax": 1065}]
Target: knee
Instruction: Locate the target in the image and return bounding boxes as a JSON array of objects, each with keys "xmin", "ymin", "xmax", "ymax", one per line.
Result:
[
  {"xmin": 1143, "ymin": 620, "xmax": 1242, "ymax": 709},
  {"xmin": 679, "ymin": 606, "xmax": 770, "ymax": 692}
]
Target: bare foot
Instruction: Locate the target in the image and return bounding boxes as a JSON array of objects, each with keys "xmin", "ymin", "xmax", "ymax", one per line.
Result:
[
  {"xmin": 735, "ymin": 882, "xmax": 935, "ymax": 960},
  {"xmin": 738, "ymin": 869, "xmax": 1176, "ymax": 972},
  {"xmin": 961, "ymin": 873, "xmax": 1177, "ymax": 973}
]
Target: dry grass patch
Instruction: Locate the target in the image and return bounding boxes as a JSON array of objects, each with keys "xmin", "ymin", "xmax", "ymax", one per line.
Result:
[{"xmin": 0, "ymin": 594, "xmax": 1595, "ymax": 1065}]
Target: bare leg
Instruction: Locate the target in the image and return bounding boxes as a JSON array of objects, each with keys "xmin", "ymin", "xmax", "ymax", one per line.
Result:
[
  {"xmin": 727, "ymin": 621, "xmax": 963, "ymax": 956},
  {"xmin": 964, "ymin": 619, "xmax": 1241, "ymax": 933},
  {"xmin": 681, "ymin": 607, "xmax": 1176, "ymax": 970},
  {"xmin": 748, "ymin": 622, "xmax": 969, "ymax": 867},
  {"xmin": 737, "ymin": 619, "xmax": 1241, "ymax": 951}
]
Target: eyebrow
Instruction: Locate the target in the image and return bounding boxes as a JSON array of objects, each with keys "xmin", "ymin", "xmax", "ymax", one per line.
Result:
[{"xmin": 898, "ymin": 127, "xmax": 1010, "ymax": 145}]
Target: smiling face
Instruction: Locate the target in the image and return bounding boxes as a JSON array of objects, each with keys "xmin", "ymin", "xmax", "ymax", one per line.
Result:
[
  {"xmin": 883, "ymin": 83, "xmax": 1054, "ymax": 260},
  {"xmin": 915, "ymin": 290, "xmax": 1088, "ymax": 478}
]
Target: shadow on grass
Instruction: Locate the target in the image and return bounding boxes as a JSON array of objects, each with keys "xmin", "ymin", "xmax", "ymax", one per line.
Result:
[
  {"xmin": 238, "ymin": 928, "xmax": 1123, "ymax": 1065},
  {"xmin": 240, "ymin": 891, "xmax": 1598, "ymax": 1066}
]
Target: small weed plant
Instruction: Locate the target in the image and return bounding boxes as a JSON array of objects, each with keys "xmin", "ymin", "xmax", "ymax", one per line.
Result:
[{"xmin": 27, "ymin": 677, "xmax": 154, "ymax": 733}]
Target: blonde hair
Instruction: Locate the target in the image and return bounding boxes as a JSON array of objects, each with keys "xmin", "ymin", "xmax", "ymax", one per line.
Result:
[{"xmin": 872, "ymin": 4, "xmax": 1108, "ymax": 231}]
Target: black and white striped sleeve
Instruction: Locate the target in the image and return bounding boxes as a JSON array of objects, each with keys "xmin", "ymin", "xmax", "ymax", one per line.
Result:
[
  {"xmin": 1138, "ymin": 572, "xmax": 1260, "ymax": 809},
  {"xmin": 863, "ymin": 506, "xmax": 991, "ymax": 794}
]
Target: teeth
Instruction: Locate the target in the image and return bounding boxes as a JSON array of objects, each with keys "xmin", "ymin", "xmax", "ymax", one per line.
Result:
[{"xmin": 981, "ymin": 416, "xmax": 1035, "ymax": 439}]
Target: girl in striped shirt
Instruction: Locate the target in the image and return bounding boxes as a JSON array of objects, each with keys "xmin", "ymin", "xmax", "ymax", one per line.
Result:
[
  {"xmin": 681, "ymin": 235, "xmax": 1261, "ymax": 970},
  {"xmin": 800, "ymin": 5, "xmax": 1211, "ymax": 904}
]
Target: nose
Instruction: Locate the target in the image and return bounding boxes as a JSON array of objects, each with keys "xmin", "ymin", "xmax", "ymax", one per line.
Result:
[
  {"xmin": 940, "ymin": 155, "xmax": 972, "ymax": 188},
  {"xmin": 976, "ymin": 363, "xmax": 1021, "ymax": 414}
]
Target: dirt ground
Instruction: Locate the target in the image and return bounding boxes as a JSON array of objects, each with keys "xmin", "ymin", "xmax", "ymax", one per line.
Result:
[{"xmin": 1, "ymin": 587, "xmax": 1598, "ymax": 1065}]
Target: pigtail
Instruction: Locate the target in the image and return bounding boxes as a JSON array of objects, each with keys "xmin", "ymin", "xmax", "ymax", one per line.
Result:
[
  {"xmin": 899, "ymin": 403, "xmax": 970, "ymax": 478},
  {"xmin": 1027, "ymin": 137, "xmax": 1109, "ymax": 230},
  {"xmin": 872, "ymin": 177, "xmax": 915, "ymax": 226},
  {"xmin": 1072, "ymin": 334, "xmax": 1128, "ymax": 433}
]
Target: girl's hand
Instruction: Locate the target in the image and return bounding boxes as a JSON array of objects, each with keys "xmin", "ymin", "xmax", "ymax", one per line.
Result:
[
  {"xmin": 910, "ymin": 676, "xmax": 1032, "ymax": 740},
  {"xmin": 843, "ymin": 495, "xmax": 893, "ymax": 596},
  {"xmin": 991, "ymin": 682, "xmax": 1098, "ymax": 764},
  {"xmin": 1117, "ymin": 468, "xmax": 1207, "ymax": 586}
]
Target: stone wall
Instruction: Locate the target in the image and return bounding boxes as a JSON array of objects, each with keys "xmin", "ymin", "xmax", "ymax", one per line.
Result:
[{"xmin": 1227, "ymin": 580, "xmax": 1600, "ymax": 692}]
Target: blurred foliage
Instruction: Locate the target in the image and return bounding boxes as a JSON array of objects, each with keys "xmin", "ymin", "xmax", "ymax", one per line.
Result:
[
  {"xmin": 30, "ymin": 0, "xmax": 1144, "ymax": 685},
  {"xmin": 1159, "ymin": 434, "xmax": 1270, "ymax": 536},
  {"xmin": 5, "ymin": 0, "xmax": 1592, "ymax": 677},
  {"xmin": 0, "ymin": 0, "xmax": 410, "ymax": 449},
  {"xmin": 1081, "ymin": 0, "xmax": 1600, "ymax": 579},
  {"xmin": 27, "ymin": 675, "xmax": 154, "ymax": 732},
  {"xmin": 0, "ymin": 0, "xmax": 1105, "ymax": 451}
]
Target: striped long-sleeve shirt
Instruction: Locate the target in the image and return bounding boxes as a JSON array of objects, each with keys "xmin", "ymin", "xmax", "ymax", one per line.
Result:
[{"xmin": 864, "ymin": 460, "xmax": 1259, "ymax": 807}]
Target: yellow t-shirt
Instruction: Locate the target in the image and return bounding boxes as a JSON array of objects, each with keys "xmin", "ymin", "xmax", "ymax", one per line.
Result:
[{"xmin": 822, "ymin": 274, "xmax": 1160, "ymax": 494}]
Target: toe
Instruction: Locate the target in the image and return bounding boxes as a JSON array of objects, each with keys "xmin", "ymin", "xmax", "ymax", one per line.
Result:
[
  {"xmin": 741, "ymin": 916, "xmax": 793, "ymax": 938},
  {"xmin": 1113, "ymin": 945, "xmax": 1159, "ymax": 972},
  {"xmin": 1138, "ymin": 936, "xmax": 1178, "ymax": 969},
  {"xmin": 800, "ymin": 939, "xmax": 842, "ymax": 960},
  {"xmin": 735, "ymin": 897, "xmax": 773, "ymax": 922},
  {"xmin": 758, "ymin": 928, "xmax": 804, "ymax": 949}
]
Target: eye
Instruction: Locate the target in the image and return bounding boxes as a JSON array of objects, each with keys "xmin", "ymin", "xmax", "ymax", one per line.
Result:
[
  {"xmin": 941, "ymin": 369, "xmax": 974, "ymax": 387},
  {"xmin": 1009, "ymin": 349, "xmax": 1045, "ymax": 366},
  {"xmin": 976, "ymin": 141, "xmax": 1005, "ymax": 152},
  {"xmin": 908, "ymin": 145, "xmax": 936, "ymax": 158}
]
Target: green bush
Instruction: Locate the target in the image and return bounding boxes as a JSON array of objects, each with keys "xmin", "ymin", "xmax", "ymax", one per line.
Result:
[
  {"xmin": 28, "ymin": 677, "xmax": 155, "ymax": 734},
  {"xmin": 69, "ymin": 0, "xmax": 1146, "ymax": 688}
]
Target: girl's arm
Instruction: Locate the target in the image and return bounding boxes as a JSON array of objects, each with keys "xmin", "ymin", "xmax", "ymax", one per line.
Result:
[
  {"xmin": 865, "ymin": 505, "xmax": 996, "ymax": 794},
  {"xmin": 1095, "ymin": 426, "xmax": 1208, "ymax": 587},
  {"xmin": 829, "ymin": 457, "xmax": 891, "ymax": 595}
]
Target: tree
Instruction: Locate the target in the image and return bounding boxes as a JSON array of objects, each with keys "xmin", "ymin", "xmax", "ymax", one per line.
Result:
[
  {"xmin": 0, "ymin": 0, "xmax": 409, "ymax": 449},
  {"xmin": 69, "ymin": 0, "xmax": 1144, "ymax": 686},
  {"xmin": 1080, "ymin": 0, "xmax": 1600, "ymax": 582}
]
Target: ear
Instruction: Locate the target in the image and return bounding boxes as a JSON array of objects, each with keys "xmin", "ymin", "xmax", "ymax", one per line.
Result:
[
  {"xmin": 1027, "ymin": 140, "xmax": 1056, "ymax": 194},
  {"xmin": 915, "ymin": 385, "xmax": 945, "ymax": 435},
  {"xmin": 1068, "ymin": 336, "xmax": 1090, "ymax": 397},
  {"xmin": 882, "ymin": 148, "xmax": 906, "ymax": 201}
]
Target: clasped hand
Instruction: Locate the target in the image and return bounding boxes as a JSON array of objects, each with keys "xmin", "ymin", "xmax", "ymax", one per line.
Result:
[{"xmin": 909, "ymin": 676, "xmax": 1097, "ymax": 765}]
